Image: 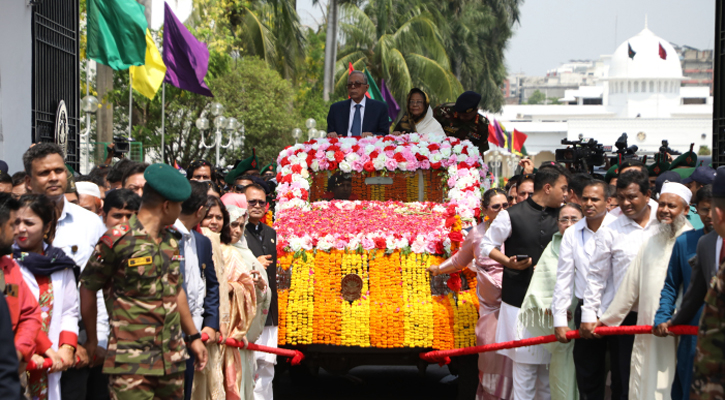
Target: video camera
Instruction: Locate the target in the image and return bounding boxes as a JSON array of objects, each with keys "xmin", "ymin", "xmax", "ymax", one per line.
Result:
[
  {"xmin": 555, "ymin": 138, "xmax": 606, "ymax": 173},
  {"xmin": 614, "ymin": 133, "xmax": 638, "ymax": 159},
  {"xmin": 108, "ymin": 136, "xmax": 130, "ymax": 158},
  {"xmin": 659, "ymin": 140, "xmax": 681, "ymax": 158}
]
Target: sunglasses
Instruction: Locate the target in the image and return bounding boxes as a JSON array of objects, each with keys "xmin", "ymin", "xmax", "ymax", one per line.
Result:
[
  {"xmin": 489, "ymin": 202, "xmax": 509, "ymax": 211},
  {"xmin": 346, "ymin": 82, "xmax": 366, "ymax": 89},
  {"xmin": 248, "ymin": 199, "xmax": 267, "ymax": 207}
]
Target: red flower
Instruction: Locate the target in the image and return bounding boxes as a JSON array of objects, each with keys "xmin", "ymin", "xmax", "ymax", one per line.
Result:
[
  {"xmin": 284, "ymin": 145, "xmax": 292, "ymax": 150},
  {"xmin": 384, "ymin": 145, "xmax": 396, "ymax": 152},
  {"xmin": 394, "ymin": 153, "xmax": 406, "ymax": 162},
  {"xmin": 430, "ymin": 162, "xmax": 442, "ymax": 169},
  {"xmin": 457, "ymin": 162, "xmax": 469, "ymax": 170},
  {"xmin": 444, "ymin": 217, "xmax": 456, "ymax": 229},
  {"xmin": 370, "ymin": 150, "xmax": 380, "ymax": 159},
  {"xmin": 461, "ymin": 146, "xmax": 469, "ymax": 155},
  {"xmin": 281, "ymin": 174, "xmax": 293, "ymax": 184},
  {"xmin": 306, "ymin": 153, "xmax": 315, "ymax": 167},
  {"xmin": 352, "ymin": 145, "xmax": 361, "ymax": 153},
  {"xmin": 446, "ymin": 272, "xmax": 462, "ymax": 293},
  {"xmin": 474, "ymin": 208, "xmax": 481, "ymax": 218},
  {"xmin": 291, "ymin": 164, "xmax": 302, "ymax": 174},
  {"xmin": 427, "ymin": 143, "xmax": 440, "ymax": 151},
  {"xmin": 328, "ymin": 145, "xmax": 340, "ymax": 152},
  {"xmin": 276, "ymin": 172, "xmax": 282, "ymax": 182},
  {"xmin": 446, "ymin": 204, "xmax": 457, "ymax": 218},
  {"xmin": 329, "ymin": 138, "xmax": 339, "ymax": 144},
  {"xmin": 280, "ymin": 157, "xmax": 291, "ymax": 167},
  {"xmin": 435, "ymin": 241, "xmax": 445, "ymax": 254},
  {"xmin": 449, "ymin": 138, "xmax": 461, "ymax": 146},
  {"xmin": 334, "ymin": 151, "xmax": 345, "ymax": 163},
  {"xmin": 383, "ymin": 136, "xmax": 396, "ymax": 142},
  {"xmin": 300, "ymin": 188, "xmax": 309, "ymax": 200},
  {"xmin": 328, "ymin": 161, "xmax": 338, "ymax": 171},
  {"xmin": 363, "ymin": 161, "xmax": 375, "ymax": 172},
  {"xmin": 284, "ymin": 192, "xmax": 295, "ymax": 200},
  {"xmin": 448, "ymin": 231, "xmax": 463, "ymax": 242},
  {"xmin": 415, "ymin": 153, "xmax": 428, "ymax": 161},
  {"xmin": 374, "ymin": 237, "xmax": 387, "ymax": 249}
]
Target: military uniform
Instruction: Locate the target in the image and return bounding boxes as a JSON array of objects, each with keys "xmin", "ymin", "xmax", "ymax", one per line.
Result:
[
  {"xmin": 433, "ymin": 103, "xmax": 490, "ymax": 155},
  {"xmin": 80, "ymin": 215, "xmax": 188, "ymax": 400}
]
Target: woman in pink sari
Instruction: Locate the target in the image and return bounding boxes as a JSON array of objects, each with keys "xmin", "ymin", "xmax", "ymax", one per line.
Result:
[{"xmin": 429, "ymin": 188, "xmax": 513, "ymax": 400}]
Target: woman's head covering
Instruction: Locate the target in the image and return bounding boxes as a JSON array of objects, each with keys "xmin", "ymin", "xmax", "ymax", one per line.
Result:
[
  {"xmin": 406, "ymin": 88, "xmax": 429, "ymax": 121},
  {"xmin": 395, "ymin": 88, "xmax": 431, "ymax": 133},
  {"xmin": 221, "ymin": 193, "xmax": 248, "ymax": 223}
]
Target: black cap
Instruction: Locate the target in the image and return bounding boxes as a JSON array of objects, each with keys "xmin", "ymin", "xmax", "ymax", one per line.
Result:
[
  {"xmin": 454, "ymin": 91, "xmax": 482, "ymax": 113},
  {"xmin": 0, "ymin": 160, "xmax": 7, "ymax": 175},
  {"xmin": 682, "ymin": 166, "xmax": 716, "ymax": 185},
  {"xmin": 713, "ymin": 166, "xmax": 725, "ymax": 197},
  {"xmin": 655, "ymin": 171, "xmax": 681, "ymax": 195}
]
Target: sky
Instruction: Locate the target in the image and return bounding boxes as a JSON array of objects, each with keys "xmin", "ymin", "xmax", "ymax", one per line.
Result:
[{"xmin": 296, "ymin": 0, "xmax": 715, "ymax": 76}]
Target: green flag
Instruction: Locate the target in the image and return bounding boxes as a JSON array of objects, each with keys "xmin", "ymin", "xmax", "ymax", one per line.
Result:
[
  {"xmin": 87, "ymin": 0, "xmax": 148, "ymax": 70},
  {"xmin": 363, "ymin": 68, "xmax": 384, "ymax": 102}
]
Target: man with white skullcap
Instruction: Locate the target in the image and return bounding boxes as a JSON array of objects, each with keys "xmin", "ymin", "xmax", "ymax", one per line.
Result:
[
  {"xmin": 76, "ymin": 181, "xmax": 102, "ymax": 215},
  {"xmin": 596, "ymin": 181, "xmax": 693, "ymax": 399}
]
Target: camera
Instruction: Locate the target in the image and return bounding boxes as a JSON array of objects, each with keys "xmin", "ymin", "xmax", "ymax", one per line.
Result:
[
  {"xmin": 109, "ymin": 136, "xmax": 130, "ymax": 158},
  {"xmin": 555, "ymin": 138, "xmax": 606, "ymax": 173}
]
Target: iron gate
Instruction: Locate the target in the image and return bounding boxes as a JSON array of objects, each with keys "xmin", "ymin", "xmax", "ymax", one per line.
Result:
[
  {"xmin": 31, "ymin": 0, "xmax": 80, "ymax": 171},
  {"xmin": 714, "ymin": 0, "xmax": 725, "ymax": 167}
]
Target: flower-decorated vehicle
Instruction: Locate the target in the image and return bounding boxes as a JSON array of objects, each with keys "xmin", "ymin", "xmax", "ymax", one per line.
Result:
[{"xmin": 273, "ymin": 133, "xmax": 489, "ymax": 381}]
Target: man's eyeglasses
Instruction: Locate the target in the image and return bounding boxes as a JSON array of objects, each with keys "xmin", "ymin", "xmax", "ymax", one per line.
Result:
[
  {"xmin": 558, "ymin": 217, "xmax": 579, "ymax": 224},
  {"xmin": 248, "ymin": 199, "xmax": 267, "ymax": 207},
  {"xmin": 346, "ymin": 82, "xmax": 366, "ymax": 89},
  {"xmin": 489, "ymin": 203, "xmax": 509, "ymax": 211}
]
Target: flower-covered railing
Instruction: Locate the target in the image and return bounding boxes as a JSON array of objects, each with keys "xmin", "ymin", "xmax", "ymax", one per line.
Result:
[{"xmin": 273, "ymin": 133, "xmax": 489, "ymax": 350}]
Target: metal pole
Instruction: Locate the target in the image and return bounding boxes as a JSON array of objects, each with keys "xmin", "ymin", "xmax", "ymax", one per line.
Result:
[
  {"xmin": 215, "ymin": 128, "xmax": 221, "ymax": 166},
  {"xmin": 161, "ymin": 83, "xmax": 165, "ymax": 163},
  {"xmin": 128, "ymin": 74, "xmax": 133, "ymax": 140},
  {"xmin": 85, "ymin": 61, "xmax": 90, "ymax": 174}
]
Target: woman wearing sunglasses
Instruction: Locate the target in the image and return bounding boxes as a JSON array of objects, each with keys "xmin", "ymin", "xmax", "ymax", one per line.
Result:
[
  {"xmin": 428, "ymin": 188, "xmax": 513, "ymax": 399},
  {"xmin": 392, "ymin": 88, "xmax": 444, "ymax": 136}
]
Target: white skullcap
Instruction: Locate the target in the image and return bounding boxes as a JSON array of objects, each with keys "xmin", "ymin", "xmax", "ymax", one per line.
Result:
[
  {"xmin": 76, "ymin": 182, "xmax": 101, "ymax": 199},
  {"xmin": 660, "ymin": 181, "xmax": 692, "ymax": 205}
]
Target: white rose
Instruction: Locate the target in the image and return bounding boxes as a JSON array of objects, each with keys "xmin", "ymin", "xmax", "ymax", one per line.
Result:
[
  {"xmin": 440, "ymin": 147, "xmax": 451, "ymax": 157},
  {"xmin": 364, "ymin": 144, "xmax": 377, "ymax": 153},
  {"xmin": 339, "ymin": 161, "xmax": 352, "ymax": 173},
  {"xmin": 453, "ymin": 144, "xmax": 463, "ymax": 154},
  {"xmin": 289, "ymin": 237, "xmax": 303, "ymax": 252},
  {"xmin": 410, "ymin": 133, "xmax": 421, "ymax": 142},
  {"xmin": 346, "ymin": 153, "xmax": 360, "ymax": 163},
  {"xmin": 281, "ymin": 165, "xmax": 292, "ymax": 175},
  {"xmin": 310, "ymin": 160, "xmax": 320, "ymax": 171},
  {"xmin": 373, "ymin": 157, "xmax": 386, "ymax": 170},
  {"xmin": 326, "ymin": 151, "xmax": 336, "ymax": 161},
  {"xmin": 430, "ymin": 153, "xmax": 443, "ymax": 163}
]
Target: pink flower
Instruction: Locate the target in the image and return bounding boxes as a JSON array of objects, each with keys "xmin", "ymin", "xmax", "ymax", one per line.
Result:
[
  {"xmin": 385, "ymin": 159, "xmax": 398, "ymax": 171},
  {"xmin": 384, "ymin": 150, "xmax": 395, "ymax": 158},
  {"xmin": 318, "ymin": 159, "xmax": 329, "ymax": 170},
  {"xmin": 406, "ymin": 160, "xmax": 419, "ymax": 171},
  {"xmin": 352, "ymin": 159, "xmax": 365, "ymax": 172},
  {"xmin": 419, "ymin": 160, "xmax": 431, "ymax": 169},
  {"xmin": 447, "ymin": 177, "xmax": 456, "ymax": 187},
  {"xmin": 362, "ymin": 237, "xmax": 376, "ymax": 250},
  {"xmin": 334, "ymin": 239, "xmax": 347, "ymax": 250},
  {"xmin": 425, "ymin": 240, "xmax": 438, "ymax": 254}
]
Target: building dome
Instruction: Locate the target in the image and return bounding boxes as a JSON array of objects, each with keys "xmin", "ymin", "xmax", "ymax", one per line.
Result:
[{"xmin": 608, "ymin": 26, "xmax": 682, "ymax": 79}]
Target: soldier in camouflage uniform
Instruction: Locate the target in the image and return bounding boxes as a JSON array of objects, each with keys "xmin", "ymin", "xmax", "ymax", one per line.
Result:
[
  {"xmin": 78, "ymin": 163, "xmax": 208, "ymax": 400},
  {"xmin": 433, "ymin": 90, "xmax": 490, "ymax": 156},
  {"xmin": 691, "ymin": 166, "xmax": 725, "ymax": 400}
]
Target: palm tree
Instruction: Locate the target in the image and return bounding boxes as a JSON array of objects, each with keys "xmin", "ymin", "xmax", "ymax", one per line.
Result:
[{"xmin": 334, "ymin": 0, "xmax": 463, "ymax": 107}]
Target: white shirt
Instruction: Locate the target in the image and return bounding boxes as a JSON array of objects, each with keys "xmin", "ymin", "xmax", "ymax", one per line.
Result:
[
  {"xmin": 581, "ymin": 198, "xmax": 660, "ymax": 323},
  {"xmin": 347, "ymin": 96, "xmax": 367, "ymax": 136},
  {"xmin": 55, "ymin": 198, "xmax": 110, "ymax": 348},
  {"xmin": 552, "ymin": 213, "xmax": 617, "ymax": 327},
  {"xmin": 174, "ymin": 220, "xmax": 206, "ymax": 331},
  {"xmin": 480, "ymin": 210, "xmax": 512, "ymax": 257}
]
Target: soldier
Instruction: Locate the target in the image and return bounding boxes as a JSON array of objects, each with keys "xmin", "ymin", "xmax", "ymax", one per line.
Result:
[
  {"xmin": 78, "ymin": 163, "xmax": 208, "ymax": 400},
  {"xmin": 690, "ymin": 166, "xmax": 725, "ymax": 399},
  {"xmin": 433, "ymin": 90, "xmax": 490, "ymax": 155}
]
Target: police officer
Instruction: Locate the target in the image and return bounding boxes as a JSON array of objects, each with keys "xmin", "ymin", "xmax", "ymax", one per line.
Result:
[
  {"xmin": 433, "ymin": 90, "xmax": 490, "ymax": 155},
  {"xmin": 79, "ymin": 163, "xmax": 208, "ymax": 400}
]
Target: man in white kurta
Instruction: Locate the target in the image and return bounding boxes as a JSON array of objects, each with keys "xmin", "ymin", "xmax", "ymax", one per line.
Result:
[{"xmin": 598, "ymin": 182, "xmax": 693, "ymax": 400}]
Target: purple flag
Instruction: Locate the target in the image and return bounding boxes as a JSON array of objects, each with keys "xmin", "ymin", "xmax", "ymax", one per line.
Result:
[
  {"xmin": 380, "ymin": 79, "xmax": 400, "ymax": 122},
  {"xmin": 163, "ymin": 3, "xmax": 213, "ymax": 97},
  {"xmin": 493, "ymin": 119, "xmax": 506, "ymax": 149}
]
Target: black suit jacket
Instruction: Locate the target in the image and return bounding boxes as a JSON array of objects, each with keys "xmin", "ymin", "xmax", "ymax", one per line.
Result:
[
  {"xmin": 192, "ymin": 231, "xmax": 220, "ymax": 331},
  {"xmin": 0, "ymin": 294, "xmax": 21, "ymax": 399},
  {"xmin": 327, "ymin": 98, "xmax": 390, "ymax": 136},
  {"xmin": 245, "ymin": 222, "xmax": 278, "ymax": 326},
  {"xmin": 672, "ymin": 230, "xmax": 720, "ymax": 325}
]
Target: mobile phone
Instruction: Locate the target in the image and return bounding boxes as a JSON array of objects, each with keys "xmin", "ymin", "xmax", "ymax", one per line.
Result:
[{"xmin": 515, "ymin": 255, "xmax": 530, "ymax": 261}]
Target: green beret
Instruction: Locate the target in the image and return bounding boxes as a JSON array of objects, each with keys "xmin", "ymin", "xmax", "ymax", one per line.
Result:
[
  {"xmin": 648, "ymin": 155, "xmax": 670, "ymax": 177},
  {"xmin": 605, "ymin": 164, "xmax": 619, "ymax": 184},
  {"xmin": 144, "ymin": 163, "xmax": 191, "ymax": 202},
  {"xmin": 261, "ymin": 162, "xmax": 277, "ymax": 174},
  {"xmin": 671, "ymin": 166, "xmax": 696, "ymax": 180},
  {"xmin": 225, "ymin": 152, "xmax": 259, "ymax": 185},
  {"xmin": 670, "ymin": 147, "xmax": 697, "ymax": 170}
]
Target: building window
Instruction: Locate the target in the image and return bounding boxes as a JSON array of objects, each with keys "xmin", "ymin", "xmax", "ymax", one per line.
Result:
[
  {"xmin": 634, "ymin": 81, "xmax": 639, "ymax": 92},
  {"xmin": 658, "ymin": 81, "xmax": 662, "ymax": 92},
  {"xmin": 628, "ymin": 81, "xmax": 632, "ymax": 92},
  {"xmin": 649, "ymin": 81, "xmax": 654, "ymax": 92}
]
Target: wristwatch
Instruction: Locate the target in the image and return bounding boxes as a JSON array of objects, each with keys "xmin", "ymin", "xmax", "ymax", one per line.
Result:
[{"xmin": 185, "ymin": 333, "xmax": 202, "ymax": 343}]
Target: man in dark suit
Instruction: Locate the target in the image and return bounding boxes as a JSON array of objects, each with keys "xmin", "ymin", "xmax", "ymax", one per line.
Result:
[
  {"xmin": 243, "ymin": 184, "xmax": 278, "ymax": 399},
  {"xmin": 0, "ymin": 294, "xmax": 21, "ymax": 399},
  {"xmin": 326, "ymin": 70, "xmax": 390, "ymax": 138},
  {"xmin": 175, "ymin": 182, "xmax": 220, "ymax": 400}
]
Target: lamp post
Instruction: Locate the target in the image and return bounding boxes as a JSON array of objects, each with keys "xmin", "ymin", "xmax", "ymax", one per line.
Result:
[
  {"xmin": 291, "ymin": 128, "xmax": 302, "ymax": 143},
  {"xmin": 306, "ymin": 118, "xmax": 318, "ymax": 140},
  {"xmin": 80, "ymin": 94, "xmax": 99, "ymax": 173},
  {"xmin": 196, "ymin": 102, "xmax": 237, "ymax": 167}
]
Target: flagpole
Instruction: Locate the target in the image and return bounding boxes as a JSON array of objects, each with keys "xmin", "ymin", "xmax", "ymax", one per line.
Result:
[
  {"xmin": 128, "ymin": 73, "xmax": 133, "ymax": 140},
  {"xmin": 161, "ymin": 83, "xmax": 165, "ymax": 163}
]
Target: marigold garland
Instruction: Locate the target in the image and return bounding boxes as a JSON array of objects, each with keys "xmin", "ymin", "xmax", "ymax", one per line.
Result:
[{"xmin": 263, "ymin": 210, "xmax": 274, "ymax": 227}]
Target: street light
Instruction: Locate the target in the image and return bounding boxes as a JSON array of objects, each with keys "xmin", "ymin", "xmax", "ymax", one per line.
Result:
[
  {"xmin": 197, "ymin": 103, "xmax": 236, "ymax": 167},
  {"xmin": 291, "ymin": 128, "xmax": 302, "ymax": 143},
  {"xmin": 305, "ymin": 118, "xmax": 317, "ymax": 129},
  {"xmin": 308, "ymin": 128, "xmax": 318, "ymax": 140},
  {"xmin": 80, "ymin": 94, "xmax": 99, "ymax": 172}
]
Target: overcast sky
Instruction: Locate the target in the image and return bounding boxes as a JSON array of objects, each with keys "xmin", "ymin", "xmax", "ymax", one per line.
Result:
[{"xmin": 296, "ymin": 0, "xmax": 715, "ymax": 76}]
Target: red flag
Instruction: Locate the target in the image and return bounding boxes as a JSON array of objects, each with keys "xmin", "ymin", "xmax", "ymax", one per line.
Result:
[
  {"xmin": 659, "ymin": 43, "xmax": 667, "ymax": 60},
  {"xmin": 487, "ymin": 122, "xmax": 499, "ymax": 147},
  {"xmin": 512, "ymin": 129, "xmax": 528, "ymax": 152},
  {"xmin": 349, "ymin": 62, "xmax": 354, "ymax": 74}
]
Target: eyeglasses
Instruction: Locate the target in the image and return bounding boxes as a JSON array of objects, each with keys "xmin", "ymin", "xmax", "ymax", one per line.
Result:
[
  {"xmin": 248, "ymin": 199, "xmax": 267, "ymax": 207},
  {"xmin": 346, "ymin": 82, "xmax": 366, "ymax": 89},
  {"xmin": 410, "ymin": 100, "xmax": 425, "ymax": 106},
  {"xmin": 558, "ymin": 218, "xmax": 580, "ymax": 224},
  {"xmin": 489, "ymin": 203, "xmax": 509, "ymax": 211}
]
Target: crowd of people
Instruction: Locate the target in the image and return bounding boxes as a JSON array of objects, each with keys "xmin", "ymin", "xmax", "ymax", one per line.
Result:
[{"xmin": 0, "ymin": 143, "xmax": 280, "ymax": 400}]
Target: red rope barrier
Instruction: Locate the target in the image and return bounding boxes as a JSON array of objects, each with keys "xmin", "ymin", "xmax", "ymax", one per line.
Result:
[
  {"xmin": 419, "ymin": 325, "xmax": 698, "ymax": 366},
  {"xmin": 27, "ymin": 356, "xmax": 82, "ymax": 371},
  {"xmin": 201, "ymin": 333, "xmax": 305, "ymax": 366}
]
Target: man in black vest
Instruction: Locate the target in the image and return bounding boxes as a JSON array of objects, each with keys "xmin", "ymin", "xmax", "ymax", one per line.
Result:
[
  {"xmin": 243, "ymin": 184, "xmax": 277, "ymax": 399},
  {"xmin": 481, "ymin": 164, "xmax": 570, "ymax": 400}
]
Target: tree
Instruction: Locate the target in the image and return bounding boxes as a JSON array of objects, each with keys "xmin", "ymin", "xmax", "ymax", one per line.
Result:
[{"xmin": 527, "ymin": 90, "xmax": 546, "ymax": 105}]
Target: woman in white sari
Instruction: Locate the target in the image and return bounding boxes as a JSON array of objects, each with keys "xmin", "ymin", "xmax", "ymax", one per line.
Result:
[
  {"xmin": 392, "ymin": 88, "xmax": 444, "ymax": 136},
  {"xmin": 220, "ymin": 193, "xmax": 271, "ymax": 400}
]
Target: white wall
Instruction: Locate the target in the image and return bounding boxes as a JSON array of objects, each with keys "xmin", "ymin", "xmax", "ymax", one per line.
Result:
[{"xmin": 0, "ymin": 2, "xmax": 32, "ymax": 173}]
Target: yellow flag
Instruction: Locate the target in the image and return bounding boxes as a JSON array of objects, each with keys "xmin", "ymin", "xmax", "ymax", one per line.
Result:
[{"xmin": 130, "ymin": 29, "xmax": 166, "ymax": 99}]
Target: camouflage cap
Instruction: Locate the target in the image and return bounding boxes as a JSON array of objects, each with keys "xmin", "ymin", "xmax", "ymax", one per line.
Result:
[{"xmin": 144, "ymin": 163, "xmax": 191, "ymax": 202}]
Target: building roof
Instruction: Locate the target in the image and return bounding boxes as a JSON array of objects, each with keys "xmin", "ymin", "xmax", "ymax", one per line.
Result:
[{"xmin": 608, "ymin": 24, "xmax": 683, "ymax": 80}]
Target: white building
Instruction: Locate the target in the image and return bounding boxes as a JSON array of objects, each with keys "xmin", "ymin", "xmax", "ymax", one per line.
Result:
[{"xmin": 489, "ymin": 22, "xmax": 712, "ymax": 157}]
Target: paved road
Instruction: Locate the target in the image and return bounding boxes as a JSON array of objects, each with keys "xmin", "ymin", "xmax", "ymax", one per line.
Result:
[{"xmin": 274, "ymin": 365, "xmax": 460, "ymax": 399}]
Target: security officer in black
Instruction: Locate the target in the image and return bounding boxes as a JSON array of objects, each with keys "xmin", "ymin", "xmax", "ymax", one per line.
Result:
[{"xmin": 433, "ymin": 91, "xmax": 490, "ymax": 156}]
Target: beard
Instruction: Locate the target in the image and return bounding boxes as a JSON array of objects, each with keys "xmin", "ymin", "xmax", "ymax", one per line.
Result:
[{"xmin": 658, "ymin": 214, "xmax": 688, "ymax": 239}]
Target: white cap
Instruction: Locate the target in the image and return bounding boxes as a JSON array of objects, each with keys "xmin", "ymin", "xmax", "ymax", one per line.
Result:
[
  {"xmin": 76, "ymin": 182, "xmax": 101, "ymax": 199},
  {"xmin": 660, "ymin": 181, "xmax": 692, "ymax": 205}
]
